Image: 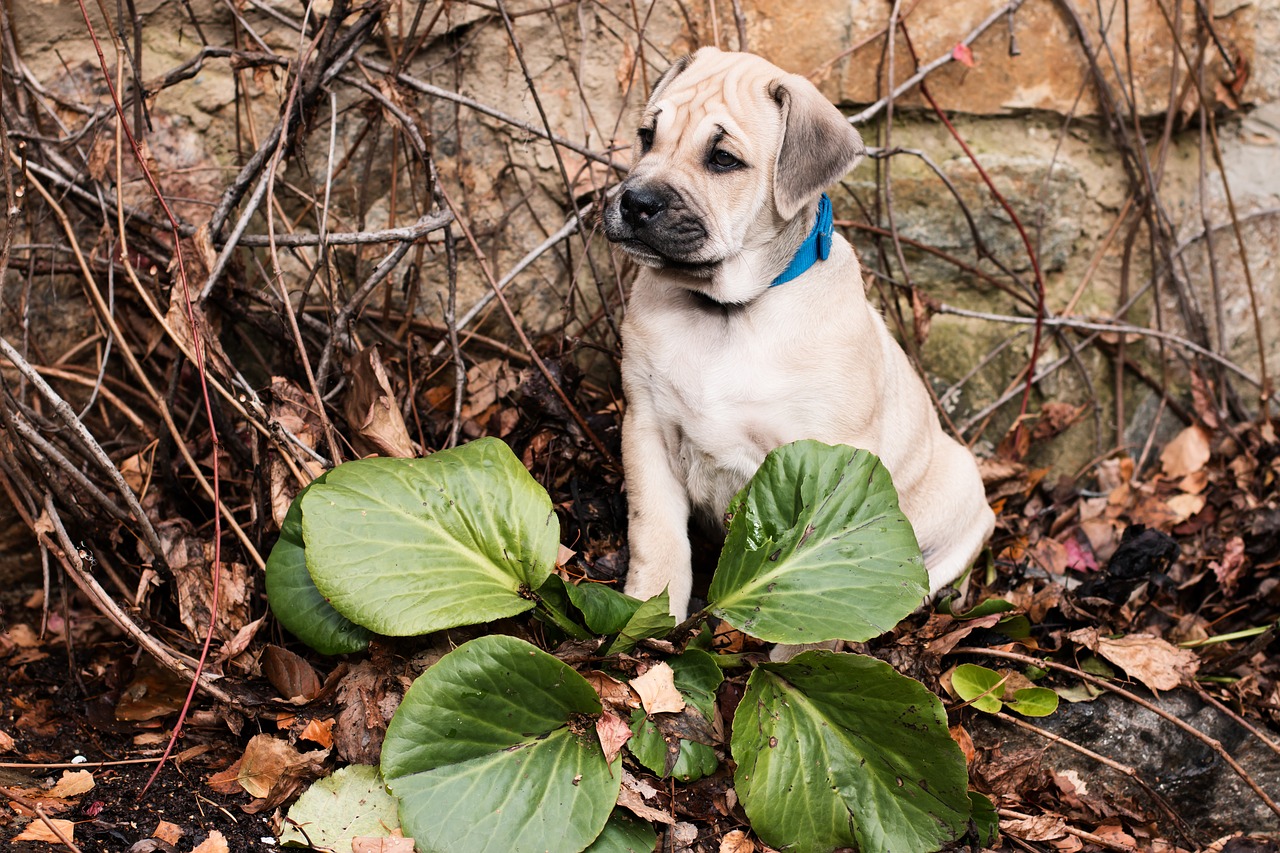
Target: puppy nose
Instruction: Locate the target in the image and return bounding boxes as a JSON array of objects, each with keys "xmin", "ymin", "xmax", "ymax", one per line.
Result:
[{"xmin": 619, "ymin": 187, "xmax": 667, "ymax": 227}]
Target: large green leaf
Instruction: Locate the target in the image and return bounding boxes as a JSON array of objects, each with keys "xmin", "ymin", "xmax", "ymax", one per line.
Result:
[
  {"xmin": 264, "ymin": 475, "xmax": 372, "ymax": 655},
  {"xmin": 562, "ymin": 579, "xmax": 644, "ymax": 636},
  {"xmin": 604, "ymin": 589, "xmax": 675, "ymax": 655},
  {"xmin": 627, "ymin": 649, "xmax": 722, "ymax": 781},
  {"xmin": 381, "ymin": 635, "xmax": 620, "ymax": 853},
  {"xmin": 732, "ymin": 650, "xmax": 970, "ymax": 853},
  {"xmin": 583, "ymin": 810, "xmax": 659, "ymax": 853},
  {"xmin": 301, "ymin": 438, "xmax": 560, "ymax": 635},
  {"xmin": 708, "ymin": 441, "xmax": 928, "ymax": 644},
  {"xmin": 279, "ymin": 764, "xmax": 399, "ymax": 848}
]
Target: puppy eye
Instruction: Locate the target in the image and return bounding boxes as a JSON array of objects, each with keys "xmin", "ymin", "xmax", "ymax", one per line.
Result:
[
  {"xmin": 709, "ymin": 149, "xmax": 742, "ymax": 171},
  {"xmin": 637, "ymin": 127, "xmax": 655, "ymax": 153}
]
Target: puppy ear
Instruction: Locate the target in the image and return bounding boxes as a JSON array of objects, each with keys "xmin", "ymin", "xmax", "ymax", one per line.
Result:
[{"xmin": 771, "ymin": 75, "xmax": 865, "ymax": 220}]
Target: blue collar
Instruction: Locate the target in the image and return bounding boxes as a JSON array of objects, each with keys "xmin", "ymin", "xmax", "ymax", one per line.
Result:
[{"xmin": 770, "ymin": 194, "xmax": 834, "ymax": 287}]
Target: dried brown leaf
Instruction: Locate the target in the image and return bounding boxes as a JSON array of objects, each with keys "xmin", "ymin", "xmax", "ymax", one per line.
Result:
[
  {"xmin": 1160, "ymin": 426, "xmax": 1211, "ymax": 479},
  {"xmin": 595, "ymin": 711, "xmax": 633, "ymax": 765},
  {"xmin": 1001, "ymin": 813, "xmax": 1068, "ymax": 841},
  {"xmin": 206, "ymin": 758, "xmax": 244, "ymax": 794},
  {"xmin": 618, "ymin": 770, "xmax": 674, "ymax": 825},
  {"xmin": 1068, "ymin": 629, "xmax": 1199, "ymax": 692},
  {"xmin": 192, "ymin": 829, "xmax": 230, "ymax": 853},
  {"xmin": 719, "ymin": 829, "xmax": 755, "ymax": 853},
  {"xmin": 584, "ymin": 671, "xmax": 640, "ymax": 716},
  {"xmin": 48, "ymin": 769, "xmax": 94, "ymax": 798},
  {"xmin": 262, "ymin": 644, "xmax": 323, "ymax": 703},
  {"xmin": 299, "ymin": 717, "xmax": 336, "ymax": 749},
  {"xmin": 14, "ymin": 817, "xmax": 75, "ymax": 843},
  {"xmin": 237, "ymin": 734, "xmax": 301, "ymax": 799},
  {"xmin": 630, "ymin": 662, "xmax": 685, "ymax": 715},
  {"xmin": 1210, "ymin": 536, "xmax": 1247, "ymax": 595},
  {"xmin": 344, "ymin": 346, "xmax": 415, "ymax": 459},
  {"xmin": 153, "ymin": 820, "xmax": 185, "ymax": 844}
]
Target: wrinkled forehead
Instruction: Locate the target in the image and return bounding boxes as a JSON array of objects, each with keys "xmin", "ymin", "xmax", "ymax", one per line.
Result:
[{"xmin": 645, "ymin": 55, "xmax": 782, "ymax": 144}]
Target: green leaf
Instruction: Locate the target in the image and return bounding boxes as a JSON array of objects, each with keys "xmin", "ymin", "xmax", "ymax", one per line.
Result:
[
  {"xmin": 1006, "ymin": 686, "xmax": 1060, "ymax": 717},
  {"xmin": 583, "ymin": 810, "xmax": 658, "ymax": 853},
  {"xmin": 279, "ymin": 764, "xmax": 399, "ymax": 848},
  {"xmin": 732, "ymin": 651, "xmax": 970, "ymax": 853},
  {"xmin": 563, "ymin": 580, "xmax": 643, "ymax": 636},
  {"xmin": 381, "ymin": 635, "xmax": 620, "ymax": 853},
  {"xmin": 938, "ymin": 596, "xmax": 1015, "ymax": 619},
  {"xmin": 951, "ymin": 663, "xmax": 1006, "ymax": 714},
  {"xmin": 708, "ymin": 441, "xmax": 928, "ymax": 644},
  {"xmin": 626, "ymin": 650, "xmax": 723, "ymax": 782},
  {"xmin": 301, "ymin": 438, "xmax": 560, "ymax": 635},
  {"xmin": 605, "ymin": 589, "xmax": 675, "ymax": 655},
  {"xmin": 968, "ymin": 791, "xmax": 1000, "ymax": 847},
  {"xmin": 264, "ymin": 475, "xmax": 372, "ymax": 655}
]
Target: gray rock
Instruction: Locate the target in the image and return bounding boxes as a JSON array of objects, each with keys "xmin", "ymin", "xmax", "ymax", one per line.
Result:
[{"xmin": 969, "ymin": 689, "xmax": 1280, "ymax": 840}]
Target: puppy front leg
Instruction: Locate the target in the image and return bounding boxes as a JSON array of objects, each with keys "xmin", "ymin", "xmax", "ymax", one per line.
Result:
[{"xmin": 622, "ymin": 408, "xmax": 694, "ymax": 621}]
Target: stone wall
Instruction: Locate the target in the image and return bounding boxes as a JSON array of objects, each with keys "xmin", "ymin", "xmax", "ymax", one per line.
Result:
[{"xmin": 3, "ymin": 0, "xmax": 1277, "ymax": 473}]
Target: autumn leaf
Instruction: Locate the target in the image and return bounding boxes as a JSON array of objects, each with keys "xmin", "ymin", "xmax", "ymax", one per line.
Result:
[
  {"xmin": 595, "ymin": 710, "xmax": 633, "ymax": 764},
  {"xmin": 630, "ymin": 662, "xmax": 685, "ymax": 715},
  {"xmin": 952, "ymin": 42, "xmax": 976, "ymax": 67},
  {"xmin": 1068, "ymin": 629, "xmax": 1199, "ymax": 692},
  {"xmin": 15, "ymin": 818, "xmax": 76, "ymax": 844},
  {"xmin": 1159, "ymin": 425, "xmax": 1211, "ymax": 479}
]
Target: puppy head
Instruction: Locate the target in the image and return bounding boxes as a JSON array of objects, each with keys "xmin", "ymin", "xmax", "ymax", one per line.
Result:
[{"xmin": 603, "ymin": 48, "xmax": 864, "ymax": 284}]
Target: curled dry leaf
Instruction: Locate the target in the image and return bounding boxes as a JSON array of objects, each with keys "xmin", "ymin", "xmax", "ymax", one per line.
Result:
[
  {"xmin": 630, "ymin": 662, "xmax": 685, "ymax": 716},
  {"xmin": 1159, "ymin": 425, "xmax": 1211, "ymax": 479},
  {"xmin": 595, "ymin": 710, "xmax": 633, "ymax": 764},
  {"xmin": 14, "ymin": 818, "xmax": 76, "ymax": 844},
  {"xmin": 618, "ymin": 770, "xmax": 675, "ymax": 825},
  {"xmin": 48, "ymin": 769, "xmax": 94, "ymax": 798},
  {"xmin": 1068, "ymin": 628, "xmax": 1199, "ymax": 693},
  {"xmin": 1001, "ymin": 813, "xmax": 1068, "ymax": 842},
  {"xmin": 237, "ymin": 734, "xmax": 302, "ymax": 799},
  {"xmin": 153, "ymin": 820, "xmax": 185, "ymax": 844},
  {"xmin": 191, "ymin": 829, "xmax": 230, "ymax": 853},
  {"xmin": 584, "ymin": 670, "xmax": 640, "ymax": 716},
  {"xmin": 1210, "ymin": 536, "xmax": 1247, "ymax": 595},
  {"xmin": 262, "ymin": 644, "xmax": 324, "ymax": 703},
  {"xmin": 344, "ymin": 346, "xmax": 416, "ymax": 459},
  {"xmin": 719, "ymin": 829, "xmax": 756, "ymax": 853}
]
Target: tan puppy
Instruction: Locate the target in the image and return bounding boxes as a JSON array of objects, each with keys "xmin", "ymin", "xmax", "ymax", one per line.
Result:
[{"xmin": 604, "ymin": 48, "xmax": 994, "ymax": 622}]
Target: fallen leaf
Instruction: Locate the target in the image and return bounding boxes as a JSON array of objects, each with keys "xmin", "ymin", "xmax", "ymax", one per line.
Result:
[
  {"xmin": 595, "ymin": 711, "xmax": 633, "ymax": 764},
  {"xmin": 630, "ymin": 662, "xmax": 685, "ymax": 715},
  {"xmin": 1001, "ymin": 813, "xmax": 1067, "ymax": 841},
  {"xmin": 1159, "ymin": 425, "xmax": 1211, "ymax": 479},
  {"xmin": 1210, "ymin": 536, "xmax": 1247, "ymax": 595},
  {"xmin": 344, "ymin": 346, "xmax": 416, "ymax": 458},
  {"xmin": 8, "ymin": 623, "xmax": 41, "ymax": 648},
  {"xmin": 584, "ymin": 671, "xmax": 640, "ymax": 716},
  {"xmin": 719, "ymin": 829, "xmax": 755, "ymax": 853},
  {"xmin": 14, "ymin": 818, "xmax": 75, "ymax": 843},
  {"xmin": 48, "ymin": 769, "xmax": 94, "ymax": 798},
  {"xmin": 238, "ymin": 734, "xmax": 301, "ymax": 799},
  {"xmin": 206, "ymin": 758, "xmax": 243, "ymax": 794},
  {"xmin": 0, "ymin": 728, "xmax": 16, "ymax": 753},
  {"xmin": 299, "ymin": 717, "xmax": 336, "ymax": 749},
  {"xmin": 1166, "ymin": 492, "xmax": 1206, "ymax": 524},
  {"xmin": 617, "ymin": 771, "xmax": 674, "ymax": 824},
  {"xmin": 1068, "ymin": 629, "xmax": 1199, "ymax": 692},
  {"xmin": 154, "ymin": 820, "xmax": 185, "ymax": 844},
  {"xmin": 353, "ymin": 838, "xmax": 416, "ymax": 853},
  {"xmin": 952, "ymin": 42, "xmax": 976, "ymax": 67},
  {"xmin": 263, "ymin": 644, "xmax": 323, "ymax": 703},
  {"xmin": 116, "ymin": 658, "xmax": 189, "ymax": 721},
  {"xmin": 192, "ymin": 829, "xmax": 230, "ymax": 853}
]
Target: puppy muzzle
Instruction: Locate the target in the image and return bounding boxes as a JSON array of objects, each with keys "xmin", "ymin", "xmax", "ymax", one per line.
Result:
[{"xmin": 603, "ymin": 181, "xmax": 715, "ymax": 274}]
